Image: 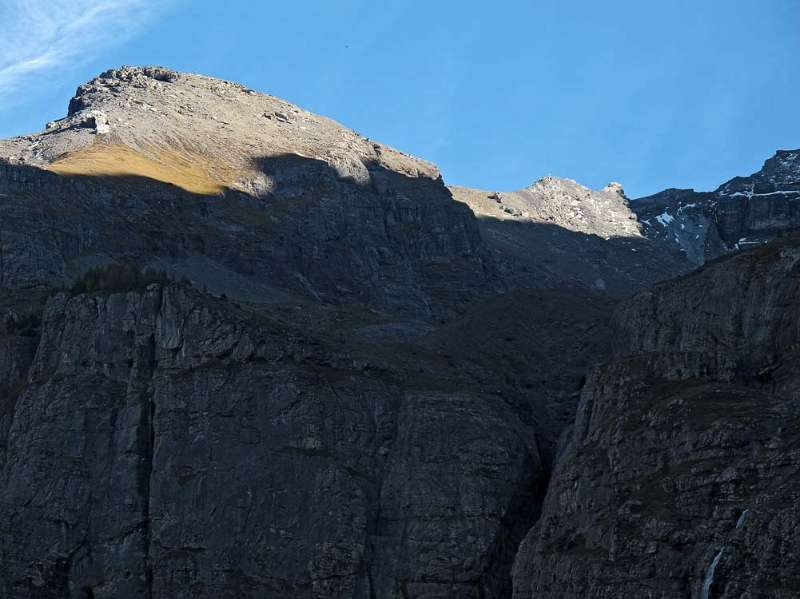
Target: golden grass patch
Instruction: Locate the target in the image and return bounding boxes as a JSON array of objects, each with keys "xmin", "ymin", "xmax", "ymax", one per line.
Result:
[{"xmin": 48, "ymin": 142, "xmax": 237, "ymax": 195}]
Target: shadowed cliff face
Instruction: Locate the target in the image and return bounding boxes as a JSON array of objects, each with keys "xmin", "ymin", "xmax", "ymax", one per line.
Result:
[
  {"xmin": 0, "ymin": 156, "xmax": 498, "ymax": 317},
  {"xmin": 1, "ymin": 64, "xmax": 693, "ymax": 306},
  {"xmin": 0, "ymin": 153, "xmax": 621, "ymax": 596},
  {"xmin": 451, "ymin": 178, "xmax": 693, "ymax": 298},
  {"xmin": 472, "ymin": 217, "xmax": 690, "ymax": 298},
  {"xmin": 512, "ymin": 235, "xmax": 800, "ymax": 598},
  {"xmin": 0, "ymin": 281, "xmax": 616, "ymax": 599}
]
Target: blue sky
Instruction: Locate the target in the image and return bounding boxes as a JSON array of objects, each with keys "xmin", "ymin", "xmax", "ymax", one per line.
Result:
[{"xmin": 1, "ymin": 0, "xmax": 798, "ymax": 198}]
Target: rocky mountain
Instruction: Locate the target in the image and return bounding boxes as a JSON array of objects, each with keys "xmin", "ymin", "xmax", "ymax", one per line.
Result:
[
  {"xmin": 634, "ymin": 150, "xmax": 800, "ymax": 264},
  {"xmin": 0, "ymin": 67, "xmax": 502, "ymax": 317},
  {"xmin": 1, "ymin": 65, "xmax": 798, "ymax": 598},
  {"xmin": 450, "ymin": 178, "xmax": 691, "ymax": 297},
  {"xmin": 0, "ymin": 278, "xmax": 617, "ymax": 598}
]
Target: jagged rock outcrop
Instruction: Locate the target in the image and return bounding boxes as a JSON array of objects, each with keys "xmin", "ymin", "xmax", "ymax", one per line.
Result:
[
  {"xmin": 451, "ymin": 177, "xmax": 641, "ymax": 239},
  {"xmin": 512, "ymin": 234, "xmax": 800, "ymax": 598},
  {"xmin": 450, "ymin": 178, "xmax": 691, "ymax": 297},
  {"xmin": 634, "ymin": 149, "xmax": 800, "ymax": 264}
]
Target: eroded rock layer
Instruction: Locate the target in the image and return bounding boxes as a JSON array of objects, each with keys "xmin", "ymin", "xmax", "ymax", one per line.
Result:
[{"xmin": 450, "ymin": 178, "xmax": 691, "ymax": 297}]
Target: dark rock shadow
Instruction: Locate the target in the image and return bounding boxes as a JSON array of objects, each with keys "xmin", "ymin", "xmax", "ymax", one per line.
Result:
[
  {"xmin": 475, "ymin": 215, "xmax": 694, "ymax": 298},
  {"xmin": 0, "ymin": 155, "xmax": 499, "ymax": 317}
]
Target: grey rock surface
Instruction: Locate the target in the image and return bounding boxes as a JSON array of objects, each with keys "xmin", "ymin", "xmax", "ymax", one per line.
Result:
[
  {"xmin": 0, "ymin": 66, "xmax": 504, "ymax": 318},
  {"xmin": 0, "ymin": 282, "xmax": 613, "ymax": 598},
  {"xmin": 451, "ymin": 177, "xmax": 642, "ymax": 240},
  {"xmin": 512, "ymin": 234, "xmax": 800, "ymax": 598},
  {"xmin": 0, "ymin": 147, "xmax": 496, "ymax": 318},
  {"xmin": 0, "ymin": 67, "xmax": 627, "ymax": 597}
]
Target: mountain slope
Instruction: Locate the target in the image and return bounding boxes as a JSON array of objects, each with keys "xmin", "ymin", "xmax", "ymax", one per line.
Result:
[
  {"xmin": 1, "ymin": 66, "xmax": 437, "ymax": 194},
  {"xmin": 634, "ymin": 150, "xmax": 800, "ymax": 264},
  {"xmin": 2, "ymin": 65, "xmax": 799, "ymax": 599}
]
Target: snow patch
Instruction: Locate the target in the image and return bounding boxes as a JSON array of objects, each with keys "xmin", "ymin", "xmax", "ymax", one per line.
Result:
[
  {"xmin": 752, "ymin": 190, "xmax": 800, "ymax": 197},
  {"xmin": 722, "ymin": 189, "xmax": 798, "ymax": 199},
  {"xmin": 655, "ymin": 211, "xmax": 674, "ymax": 226},
  {"xmin": 738, "ymin": 238, "xmax": 762, "ymax": 246}
]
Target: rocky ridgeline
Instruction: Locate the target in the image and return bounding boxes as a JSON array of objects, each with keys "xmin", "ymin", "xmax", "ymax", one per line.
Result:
[
  {"xmin": 0, "ymin": 65, "xmax": 691, "ymax": 304},
  {"xmin": 0, "ymin": 66, "xmax": 438, "ymax": 187},
  {"xmin": 634, "ymin": 150, "xmax": 800, "ymax": 264},
  {"xmin": 451, "ymin": 177, "xmax": 641, "ymax": 239}
]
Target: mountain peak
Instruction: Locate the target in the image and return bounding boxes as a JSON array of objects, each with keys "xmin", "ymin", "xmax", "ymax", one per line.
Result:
[
  {"xmin": 1, "ymin": 66, "xmax": 439, "ymax": 195},
  {"xmin": 633, "ymin": 148, "xmax": 800, "ymax": 265},
  {"xmin": 67, "ymin": 66, "xmax": 182, "ymax": 116}
]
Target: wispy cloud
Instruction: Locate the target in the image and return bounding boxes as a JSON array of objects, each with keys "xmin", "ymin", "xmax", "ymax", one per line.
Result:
[{"xmin": 0, "ymin": 0, "xmax": 169, "ymax": 100}]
